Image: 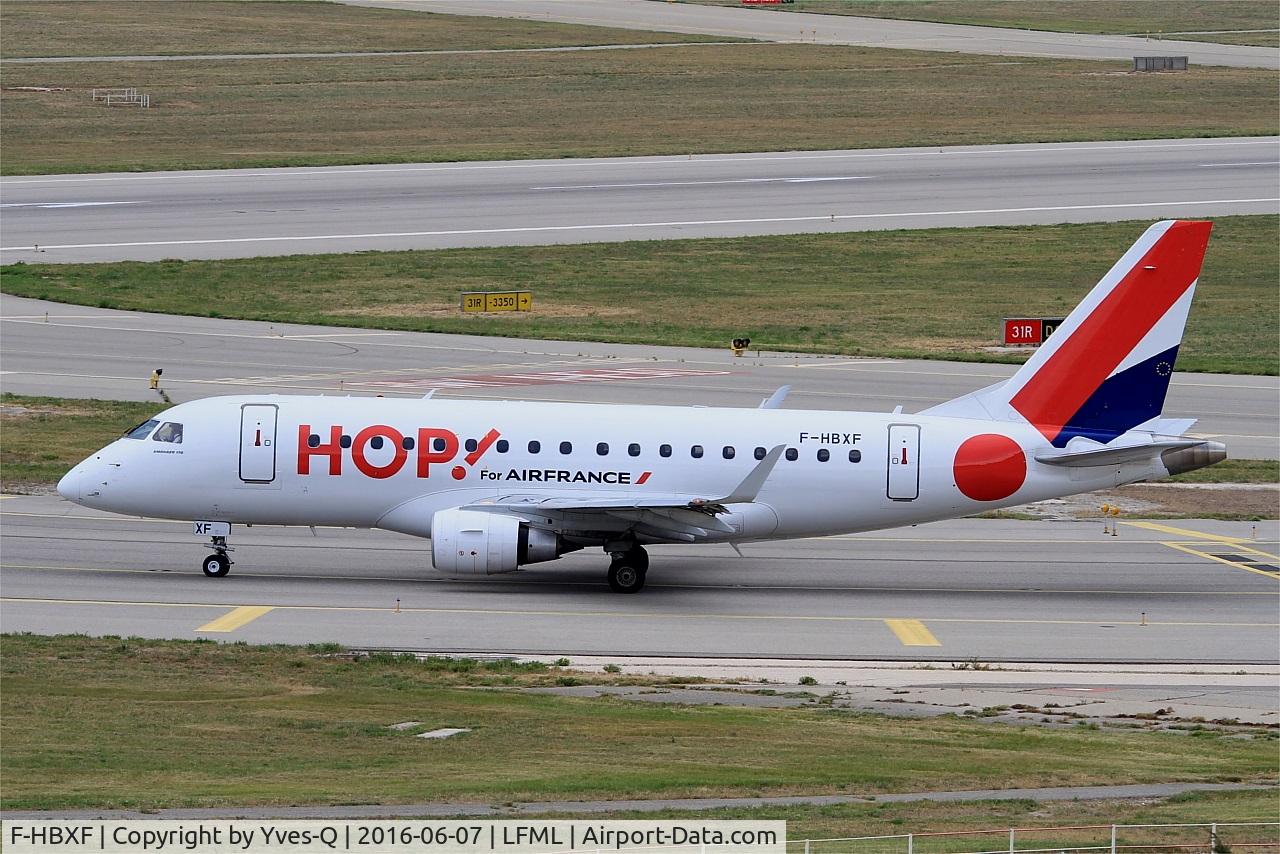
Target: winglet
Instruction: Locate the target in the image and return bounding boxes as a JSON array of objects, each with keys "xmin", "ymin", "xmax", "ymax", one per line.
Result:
[
  {"xmin": 759, "ymin": 386, "xmax": 790, "ymax": 409},
  {"xmin": 710, "ymin": 444, "xmax": 785, "ymax": 506}
]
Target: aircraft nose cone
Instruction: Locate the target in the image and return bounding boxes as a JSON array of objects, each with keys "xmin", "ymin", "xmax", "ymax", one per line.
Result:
[{"xmin": 56, "ymin": 467, "xmax": 82, "ymax": 501}]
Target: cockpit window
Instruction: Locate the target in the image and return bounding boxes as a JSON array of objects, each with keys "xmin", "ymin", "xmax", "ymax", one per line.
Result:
[
  {"xmin": 123, "ymin": 419, "xmax": 159, "ymax": 440},
  {"xmin": 152, "ymin": 422, "xmax": 183, "ymax": 444}
]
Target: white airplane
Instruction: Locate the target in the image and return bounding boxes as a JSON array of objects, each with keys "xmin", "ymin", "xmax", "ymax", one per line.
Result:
[{"xmin": 58, "ymin": 220, "xmax": 1226, "ymax": 593}]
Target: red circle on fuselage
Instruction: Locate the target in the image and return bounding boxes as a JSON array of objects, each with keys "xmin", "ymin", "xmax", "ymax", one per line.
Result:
[{"xmin": 953, "ymin": 434, "xmax": 1026, "ymax": 501}]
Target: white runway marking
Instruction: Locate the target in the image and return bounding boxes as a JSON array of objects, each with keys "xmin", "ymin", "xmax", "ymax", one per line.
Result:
[
  {"xmin": 1198, "ymin": 162, "xmax": 1280, "ymax": 168},
  {"xmin": 0, "ymin": 201, "xmax": 144, "ymax": 209},
  {"xmin": 2, "ymin": 198, "xmax": 1275, "ymax": 253},
  {"xmin": 530, "ymin": 176, "xmax": 870, "ymax": 190},
  {"xmin": 1, "ymin": 139, "xmax": 1274, "ymax": 185}
]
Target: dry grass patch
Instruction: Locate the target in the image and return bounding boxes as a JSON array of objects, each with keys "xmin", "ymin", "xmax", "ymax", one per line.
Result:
[
  {"xmin": 2, "ymin": 44, "xmax": 1275, "ymax": 174},
  {"xmin": 2, "ymin": 634, "xmax": 1275, "ymax": 811},
  {"xmin": 0, "ymin": 1, "xmax": 723, "ymax": 57}
]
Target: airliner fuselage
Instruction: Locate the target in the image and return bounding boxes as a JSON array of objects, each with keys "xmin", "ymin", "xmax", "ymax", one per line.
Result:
[{"xmin": 56, "ymin": 221, "xmax": 1227, "ymax": 592}]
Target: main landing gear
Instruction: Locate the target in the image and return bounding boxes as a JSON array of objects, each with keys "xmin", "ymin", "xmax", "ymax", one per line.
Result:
[
  {"xmin": 607, "ymin": 545, "xmax": 648, "ymax": 594},
  {"xmin": 202, "ymin": 535, "xmax": 234, "ymax": 578}
]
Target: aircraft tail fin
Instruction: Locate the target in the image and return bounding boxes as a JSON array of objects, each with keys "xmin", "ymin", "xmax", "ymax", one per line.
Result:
[{"xmin": 923, "ymin": 220, "xmax": 1212, "ymax": 447}]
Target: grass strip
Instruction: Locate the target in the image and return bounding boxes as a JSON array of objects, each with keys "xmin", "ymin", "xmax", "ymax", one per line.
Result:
[
  {"xmin": 1164, "ymin": 458, "xmax": 1278, "ymax": 484},
  {"xmin": 683, "ymin": 1, "xmax": 1280, "ymax": 47},
  {"xmin": 0, "ymin": 1, "xmax": 726, "ymax": 58},
  {"xmin": 1, "ymin": 44, "xmax": 1276, "ymax": 174},
  {"xmin": 4, "ymin": 217, "xmax": 1276, "ymax": 374},
  {"xmin": 1, "ymin": 634, "xmax": 1275, "ymax": 811}
]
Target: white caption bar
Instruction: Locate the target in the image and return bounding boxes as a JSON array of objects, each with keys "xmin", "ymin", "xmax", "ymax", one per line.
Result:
[{"xmin": 2, "ymin": 820, "xmax": 787, "ymax": 854}]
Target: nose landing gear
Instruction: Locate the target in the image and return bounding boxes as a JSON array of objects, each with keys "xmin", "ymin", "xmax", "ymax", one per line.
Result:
[{"xmin": 201, "ymin": 535, "xmax": 233, "ymax": 578}]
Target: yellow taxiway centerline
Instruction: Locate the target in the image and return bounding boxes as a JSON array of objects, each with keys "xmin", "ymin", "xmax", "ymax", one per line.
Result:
[
  {"xmin": 195, "ymin": 605, "xmax": 274, "ymax": 633},
  {"xmin": 4, "ymin": 561, "xmax": 1278, "ymax": 595},
  {"xmin": 1121, "ymin": 520, "xmax": 1246, "ymax": 543},
  {"xmin": 884, "ymin": 618, "xmax": 941, "ymax": 646},
  {"xmin": 3, "ymin": 597, "xmax": 1275, "ymax": 629}
]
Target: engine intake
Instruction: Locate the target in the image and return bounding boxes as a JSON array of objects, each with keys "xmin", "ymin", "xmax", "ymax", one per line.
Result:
[{"xmin": 430, "ymin": 508, "xmax": 569, "ymax": 575}]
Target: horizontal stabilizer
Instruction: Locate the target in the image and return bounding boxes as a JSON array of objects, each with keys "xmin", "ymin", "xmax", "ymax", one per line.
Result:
[{"xmin": 1035, "ymin": 439, "xmax": 1206, "ymax": 467}]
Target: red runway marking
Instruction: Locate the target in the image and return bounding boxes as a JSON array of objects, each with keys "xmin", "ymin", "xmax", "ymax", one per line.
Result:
[{"xmin": 363, "ymin": 367, "xmax": 731, "ymax": 390}]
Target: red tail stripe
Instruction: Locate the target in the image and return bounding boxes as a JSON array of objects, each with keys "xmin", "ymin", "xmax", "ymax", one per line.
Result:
[{"xmin": 1010, "ymin": 221, "xmax": 1211, "ymax": 442}]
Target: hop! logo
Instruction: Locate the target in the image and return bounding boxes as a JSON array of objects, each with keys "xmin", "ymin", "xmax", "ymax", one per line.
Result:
[{"xmin": 297, "ymin": 424, "xmax": 498, "ymax": 480}]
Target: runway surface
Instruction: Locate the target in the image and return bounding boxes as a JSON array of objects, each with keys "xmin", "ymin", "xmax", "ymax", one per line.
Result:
[
  {"xmin": 0, "ymin": 42, "xmax": 744, "ymax": 63},
  {"xmin": 3, "ymin": 295, "xmax": 1277, "ymax": 459},
  {"xmin": 2, "ymin": 137, "xmax": 1276, "ymax": 263},
  {"xmin": 1, "ymin": 494, "xmax": 1276, "ymax": 663},
  {"xmin": 342, "ymin": 0, "xmax": 1280, "ymax": 69}
]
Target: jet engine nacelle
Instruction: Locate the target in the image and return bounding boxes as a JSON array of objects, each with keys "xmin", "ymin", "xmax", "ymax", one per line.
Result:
[{"xmin": 430, "ymin": 508, "xmax": 564, "ymax": 575}]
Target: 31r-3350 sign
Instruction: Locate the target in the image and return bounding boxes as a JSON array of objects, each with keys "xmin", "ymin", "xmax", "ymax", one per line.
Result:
[
  {"xmin": 461, "ymin": 291, "xmax": 533, "ymax": 313},
  {"xmin": 1003, "ymin": 316, "xmax": 1065, "ymax": 346}
]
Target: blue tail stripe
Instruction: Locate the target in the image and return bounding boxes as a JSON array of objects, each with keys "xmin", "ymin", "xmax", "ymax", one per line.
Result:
[{"xmin": 1053, "ymin": 345, "xmax": 1180, "ymax": 447}]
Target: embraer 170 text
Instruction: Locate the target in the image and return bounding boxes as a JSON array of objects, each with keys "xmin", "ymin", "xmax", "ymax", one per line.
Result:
[{"xmin": 59, "ymin": 221, "xmax": 1226, "ymax": 592}]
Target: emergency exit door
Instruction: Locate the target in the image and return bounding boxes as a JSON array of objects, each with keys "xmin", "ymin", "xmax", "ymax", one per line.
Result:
[
  {"xmin": 239, "ymin": 404, "xmax": 278, "ymax": 483},
  {"xmin": 886, "ymin": 424, "xmax": 920, "ymax": 501}
]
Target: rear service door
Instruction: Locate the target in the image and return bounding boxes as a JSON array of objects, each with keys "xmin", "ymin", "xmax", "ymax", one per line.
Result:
[
  {"xmin": 886, "ymin": 424, "xmax": 920, "ymax": 501},
  {"xmin": 239, "ymin": 404, "xmax": 278, "ymax": 483}
]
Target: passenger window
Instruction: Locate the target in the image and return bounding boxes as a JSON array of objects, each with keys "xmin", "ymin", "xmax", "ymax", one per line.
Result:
[
  {"xmin": 308, "ymin": 434, "xmax": 321, "ymax": 448},
  {"xmin": 528, "ymin": 440, "xmax": 541, "ymax": 454},
  {"xmin": 370, "ymin": 435, "xmax": 384, "ymax": 450},
  {"xmin": 628, "ymin": 443, "xmax": 641, "ymax": 457},
  {"xmin": 496, "ymin": 439, "xmax": 509, "ymax": 453},
  {"xmin": 817, "ymin": 448, "xmax": 830, "ymax": 462},
  {"xmin": 340, "ymin": 435, "xmax": 352, "ymax": 449},
  {"xmin": 848, "ymin": 449, "xmax": 862, "ymax": 463},
  {"xmin": 123, "ymin": 419, "xmax": 159, "ymax": 440},
  {"xmin": 433, "ymin": 437, "xmax": 448, "ymax": 452},
  {"xmin": 722, "ymin": 446, "xmax": 735, "ymax": 460},
  {"xmin": 691, "ymin": 444, "xmax": 704, "ymax": 459},
  {"xmin": 596, "ymin": 442, "xmax": 609, "ymax": 456},
  {"xmin": 559, "ymin": 441, "xmax": 573, "ymax": 455},
  {"xmin": 465, "ymin": 438, "xmax": 478, "ymax": 452},
  {"xmin": 785, "ymin": 448, "xmax": 798, "ymax": 461},
  {"xmin": 660, "ymin": 444, "xmax": 672, "ymax": 458},
  {"xmin": 152, "ymin": 422, "xmax": 183, "ymax": 444},
  {"xmin": 402, "ymin": 436, "xmax": 415, "ymax": 450},
  {"xmin": 754, "ymin": 446, "xmax": 766, "ymax": 460}
]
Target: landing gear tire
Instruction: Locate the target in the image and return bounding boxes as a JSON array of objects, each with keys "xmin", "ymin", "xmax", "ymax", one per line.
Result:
[
  {"xmin": 608, "ymin": 558, "xmax": 646, "ymax": 594},
  {"xmin": 202, "ymin": 553, "xmax": 231, "ymax": 578}
]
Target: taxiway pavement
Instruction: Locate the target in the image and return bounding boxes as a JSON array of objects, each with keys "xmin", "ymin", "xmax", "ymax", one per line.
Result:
[
  {"xmin": 1, "ymin": 495, "xmax": 1276, "ymax": 663},
  {"xmin": 2, "ymin": 138, "xmax": 1276, "ymax": 263},
  {"xmin": 3, "ymin": 295, "xmax": 1276, "ymax": 459},
  {"xmin": 342, "ymin": 0, "xmax": 1279, "ymax": 69}
]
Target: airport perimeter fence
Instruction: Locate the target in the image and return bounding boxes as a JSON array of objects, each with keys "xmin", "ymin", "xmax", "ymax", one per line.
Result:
[
  {"xmin": 785, "ymin": 822, "xmax": 1280, "ymax": 854},
  {"xmin": 533, "ymin": 823, "xmax": 1279, "ymax": 854}
]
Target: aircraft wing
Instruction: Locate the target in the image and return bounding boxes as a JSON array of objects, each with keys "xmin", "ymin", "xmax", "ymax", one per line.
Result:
[{"xmin": 460, "ymin": 445, "xmax": 786, "ymax": 541}]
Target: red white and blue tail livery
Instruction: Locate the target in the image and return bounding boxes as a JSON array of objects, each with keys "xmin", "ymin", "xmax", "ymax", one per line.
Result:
[{"xmin": 59, "ymin": 221, "xmax": 1226, "ymax": 592}]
